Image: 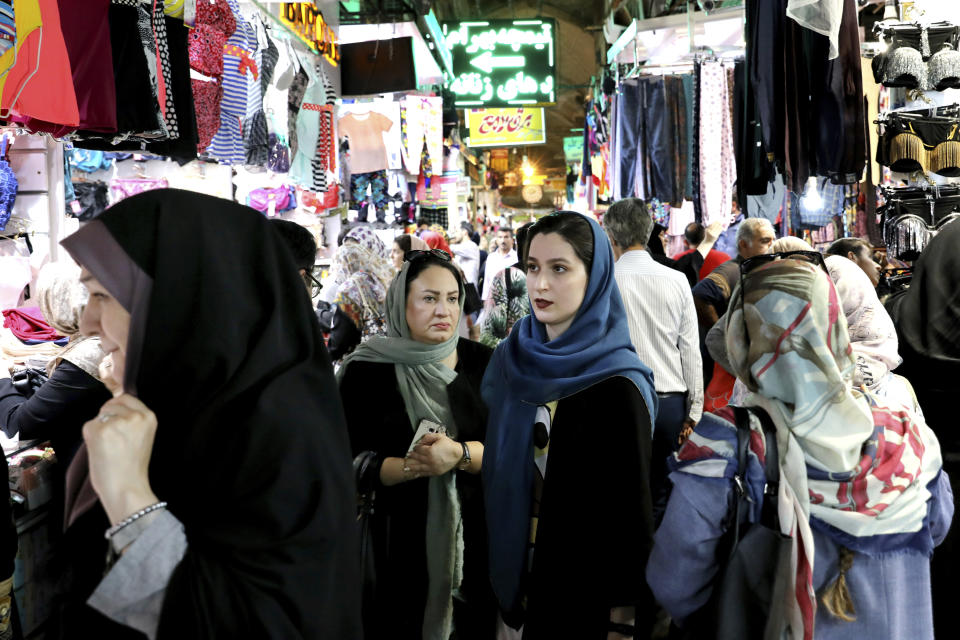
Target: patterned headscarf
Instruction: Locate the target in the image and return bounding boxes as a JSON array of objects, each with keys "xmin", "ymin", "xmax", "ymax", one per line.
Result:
[
  {"xmin": 676, "ymin": 260, "xmax": 942, "ymax": 640},
  {"xmin": 36, "ymin": 262, "xmax": 104, "ymax": 379},
  {"xmin": 825, "ymin": 255, "xmax": 901, "ymax": 390},
  {"xmin": 331, "ymin": 243, "xmax": 392, "ymax": 339},
  {"xmin": 770, "ymin": 236, "xmax": 814, "ymax": 253},
  {"xmin": 344, "ymin": 225, "xmax": 388, "ymax": 261}
]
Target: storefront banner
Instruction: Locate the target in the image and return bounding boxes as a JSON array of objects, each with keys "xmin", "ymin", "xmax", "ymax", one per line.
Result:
[
  {"xmin": 279, "ymin": 2, "xmax": 339, "ymax": 66},
  {"xmin": 466, "ymin": 108, "xmax": 546, "ymax": 148},
  {"xmin": 443, "ymin": 19, "xmax": 557, "ymax": 108}
]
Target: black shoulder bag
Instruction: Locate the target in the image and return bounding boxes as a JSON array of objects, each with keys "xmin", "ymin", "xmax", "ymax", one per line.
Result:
[
  {"xmin": 11, "ymin": 368, "xmax": 49, "ymax": 398},
  {"xmin": 683, "ymin": 406, "xmax": 791, "ymax": 640},
  {"xmin": 353, "ymin": 451, "xmax": 379, "ymax": 634}
]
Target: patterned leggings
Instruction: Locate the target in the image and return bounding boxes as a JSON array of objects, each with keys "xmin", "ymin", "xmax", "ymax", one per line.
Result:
[{"xmin": 350, "ymin": 170, "xmax": 389, "ymax": 222}]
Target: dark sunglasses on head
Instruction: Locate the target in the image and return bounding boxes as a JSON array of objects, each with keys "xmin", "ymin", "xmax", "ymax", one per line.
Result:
[
  {"xmin": 404, "ymin": 249, "xmax": 452, "ymax": 263},
  {"xmin": 740, "ymin": 250, "xmax": 828, "ymax": 277}
]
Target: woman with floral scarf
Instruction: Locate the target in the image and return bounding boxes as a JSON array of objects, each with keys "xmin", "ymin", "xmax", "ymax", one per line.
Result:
[{"xmin": 647, "ymin": 258, "xmax": 952, "ymax": 639}]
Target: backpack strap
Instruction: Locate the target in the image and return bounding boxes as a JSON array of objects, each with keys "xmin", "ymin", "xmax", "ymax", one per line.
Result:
[
  {"xmin": 728, "ymin": 406, "xmax": 754, "ymax": 550},
  {"xmin": 751, "ymin": 406, "xmax": 781, "ymax": 528}
]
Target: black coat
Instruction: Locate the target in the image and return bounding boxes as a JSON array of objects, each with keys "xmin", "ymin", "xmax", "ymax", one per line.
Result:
[
  {"xmin": 522, "ymin": 376, "xmax": 656, "ymax": 640},
  {"xmin": 0, "ymin": 362, "xmax": 111, "ymax": 468},
  {"xmin": 338, "ymin": 338, "xmax": 497, "ymax": 640}
]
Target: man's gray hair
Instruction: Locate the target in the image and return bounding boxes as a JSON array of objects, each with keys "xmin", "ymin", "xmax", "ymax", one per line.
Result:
[
  {"xmin": 736, "ymin": 218, "xmax": 774, "ymax": 249},
  {"xmin": 604, "ymin": 198, "xmax": 654, "ymax": 249}
]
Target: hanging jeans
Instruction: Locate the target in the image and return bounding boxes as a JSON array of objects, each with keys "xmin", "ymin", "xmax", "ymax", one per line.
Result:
[
  {"xmin": 350, "ymin": 170, "xmax": 389, "ymax": 222},
  {"xmin": 644, "ymin": 77, "xmax": 676, "ymax": 205},
  {"xmin": 617, "ymin": 79, "xmax": 643, "ymax": 199},
  {"xmin": 400, "ymin": 96, "xmax": 443, "ymax": 177}
]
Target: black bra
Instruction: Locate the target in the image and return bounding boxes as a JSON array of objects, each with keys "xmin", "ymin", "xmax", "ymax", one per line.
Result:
[
  {"xmin": 877, "ymin": 105, "xmax": 960, "ymax": 177},
  {"xmin": 872, "ymin": 22, "xmax": 960, "ymax": 91},
  {"xmin": 881, "ymin": 186, "xmax": 960, "ymax": 260}
]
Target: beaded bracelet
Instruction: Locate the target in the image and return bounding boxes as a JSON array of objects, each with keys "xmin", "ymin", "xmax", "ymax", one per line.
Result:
[{"xmin": 104, "ymin": 501, "xmax": 168, "ymax": 540}]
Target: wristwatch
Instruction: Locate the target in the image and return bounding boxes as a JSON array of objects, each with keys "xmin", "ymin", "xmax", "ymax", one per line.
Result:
[{"xmin": 457, "ymin": 442, "xmax": 472, "ymax": 470}]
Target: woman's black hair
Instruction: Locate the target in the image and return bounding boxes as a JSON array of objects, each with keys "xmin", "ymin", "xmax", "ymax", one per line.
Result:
[
  {"xmin": 394, "ymin": 234, "xmax": 413, "ymax": 254},
  {"xmin": 404, "ymin": 254, "xmax": 465, "ymax": 299},
  {"xmin": 524, "ymin": 212, "xmax": 594, "ymax": 273},
  {"xmin": 515, "ymin": 221, "xmax": 536, "ymax": 266}
]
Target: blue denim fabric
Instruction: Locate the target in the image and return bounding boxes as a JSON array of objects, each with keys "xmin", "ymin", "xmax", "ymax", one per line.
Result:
[
  {"xmin": 643, "ymin": 77, "xmax": 676, "ymax": 204},
  {"xmin": 617, "ymin": 79, "xmax": 643, "ymax": 199}
]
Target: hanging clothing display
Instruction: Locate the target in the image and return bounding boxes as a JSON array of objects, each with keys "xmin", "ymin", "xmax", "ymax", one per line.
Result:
[
  {"xmin": 243, "ymin": 18, "xmax": 278, "ymax": 167},
  {"xmin": 68, "ymin": 182, "xmax": 110, "ymax": 221},
  {"xmin": 745, "ymin": 0, "xmax": 865, "ymax": 192},
  {"xmin": 0, "ymin": 0, "xmax": 42, "ymax": 119},
  {"xmin": 698, "ymin": 60, "xmax": 737, "ymax": 227},
  {"xmin": 290, "ymin": 62, "xmax": 336, "ymax": 191},
  {"xmin": 881, "ymin": 185, "xmax": 960, "ymax": 261},
  {"xmin": 110, "ymin": 176, "xmax": 170, "ymax": 203},
  {"xmin": 338, "ymin": 111, "xmax": 395, "ymax": 175},
  {"xmin": 349, "ymin": 170, "xmax": 389, "ymax": 223},
  {"xmin": 872, "ymin": 22, "xmax": 960, "ymax": 91},
  {"xmin": 189, "ymin": 0, "xmax": 235, "ymax": 152},
  {"xmin": 400, "ymin": 95, "xmax": 443, "ymax": 177},
  {"xmin": 207, "ymin": 0, "xmax": 257, "ymax": 165},
  {"xmin": 55, "ymin": 0, "xmax": 117, "ymax": 134},
  {"xmin": 877, "ymin": 104, "xmax": 960, "ymax": 178},
  {"xmin": 4, "ymin": 0, "xmax": 79, "ymax": 133}
]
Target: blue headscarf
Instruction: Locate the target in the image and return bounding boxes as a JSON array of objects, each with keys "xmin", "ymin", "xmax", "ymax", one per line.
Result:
[{"xmin": 480, "ymin": 212, "xmax": 658, "ymax": 613}]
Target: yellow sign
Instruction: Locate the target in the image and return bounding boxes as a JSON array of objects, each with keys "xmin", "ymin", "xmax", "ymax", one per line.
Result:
[
  {"xmin": 279, "ymin": 3, "xmax": 339, "ymax": 66},
  {"xmin": 466, "ymin": 108, "xmax": 546, "ymax": 148}
]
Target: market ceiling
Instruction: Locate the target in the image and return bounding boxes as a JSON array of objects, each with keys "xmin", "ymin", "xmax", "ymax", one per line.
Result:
[{"xmin": 431, "ymin": 0, "xmax": 606, "ymax": 174}]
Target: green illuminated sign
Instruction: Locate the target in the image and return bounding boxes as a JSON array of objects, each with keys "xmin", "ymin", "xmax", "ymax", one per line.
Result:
[{"xmin": 442, "ymin": 19, "xmax": 557, "ymax": 108}]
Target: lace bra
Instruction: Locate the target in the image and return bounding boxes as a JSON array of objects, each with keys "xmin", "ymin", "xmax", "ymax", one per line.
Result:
[
  {"xmin": 872, "ymin": 22, "xmax": 960, "ymax": 91},
  {"xmin": 881, "ymin": 185, "xmax": 960, "ymax": 260},
  {"xmin": 877, "ymin": 104, "xmax": 960, "ymax": 177}
]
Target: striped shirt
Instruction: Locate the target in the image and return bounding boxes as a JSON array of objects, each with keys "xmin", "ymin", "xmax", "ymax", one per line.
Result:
[{"xmin": 615, "ymin": 250, "xmax": 703, "ymax": 422}]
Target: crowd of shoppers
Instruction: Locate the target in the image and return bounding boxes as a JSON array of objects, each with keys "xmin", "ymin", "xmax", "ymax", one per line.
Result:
[{"xmin": 0, "ymin": 187, "xmax": 950, "ymax": 640}]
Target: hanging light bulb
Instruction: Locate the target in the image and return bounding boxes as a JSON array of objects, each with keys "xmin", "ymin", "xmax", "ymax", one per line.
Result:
[{"xmin": 801, "ymin": 176, "xmax": 822, "ymax": 211}]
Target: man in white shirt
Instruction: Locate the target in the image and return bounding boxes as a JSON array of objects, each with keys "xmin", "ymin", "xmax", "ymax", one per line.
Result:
[
  {"xmin": 449, "ymin": 225, "xmax": 480, "ymax": 286},
  {"xmin": 481, "ymin": 227, "xmax": 518, "ymax": 306},
  {"xmin": 604, "ymin": 197, "xmax": 703, "ymax": 524}
]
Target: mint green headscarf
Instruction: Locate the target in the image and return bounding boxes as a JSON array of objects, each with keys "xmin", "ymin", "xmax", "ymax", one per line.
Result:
[{"xmin": 338, "ymin": 260, "xmax": 465, "ymax": 640}]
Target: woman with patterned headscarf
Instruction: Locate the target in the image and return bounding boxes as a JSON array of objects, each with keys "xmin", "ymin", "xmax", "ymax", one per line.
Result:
[
  {"xmin": 0, "ymin": 263, "xmax": 113, "ymax": 601},
  {"xmin": 0, "ymin": 262, "xmax": 111, "ymax": 466},
  {"xmin": 648, "ymin": 259, "xmax": 951, "ymax": 639},
  {"xmin": 326, "ymin": 241, "xmax": 395, "ymax": 361}
]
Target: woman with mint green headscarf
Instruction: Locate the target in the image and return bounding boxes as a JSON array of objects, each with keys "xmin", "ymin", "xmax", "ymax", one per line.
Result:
[{"xmin": 338, "ymin": 250, "xmax": 498, "ymax": 640}]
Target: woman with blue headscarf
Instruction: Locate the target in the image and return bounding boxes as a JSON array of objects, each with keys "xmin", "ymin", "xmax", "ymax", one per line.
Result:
[{"xmin": 482, "ymin": 211, "xmax": 659, "ymax": 639}]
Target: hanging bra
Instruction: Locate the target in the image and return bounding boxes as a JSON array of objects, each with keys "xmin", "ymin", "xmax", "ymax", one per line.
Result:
[
  {"xmin": 872, "ymin": 22, "xmax": 960, "ymax": 91},
  {"xmin": 881, "ymin": 187, "xmax": 960, "ymax": 260},
  {"xmin": 877, "ymin": 106, "xmax": 960, "ymax": 177}
]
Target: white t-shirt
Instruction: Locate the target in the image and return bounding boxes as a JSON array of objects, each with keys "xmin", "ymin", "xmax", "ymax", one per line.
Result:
[{"xmin": 482, "ymin": 248, "xmax": 518, "ymax": 302}]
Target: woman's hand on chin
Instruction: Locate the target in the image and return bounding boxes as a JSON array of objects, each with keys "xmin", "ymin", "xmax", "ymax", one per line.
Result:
[{"xmin": 84, "ymin": 394, "xmax": 160, "ymax": 525}]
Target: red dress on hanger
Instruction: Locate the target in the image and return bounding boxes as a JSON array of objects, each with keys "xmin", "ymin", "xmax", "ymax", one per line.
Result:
[{"xmin": 2, "ymin": 0, "xmax": 79, "ymax": 130}]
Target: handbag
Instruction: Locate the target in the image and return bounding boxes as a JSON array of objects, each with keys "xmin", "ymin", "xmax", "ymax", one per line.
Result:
[
  {"xmin": 247, "ymin": 186, "xmax": 296, "ymax": 215},
  {"xmin": 683, "ymin": 406, "xmax": 791, "ymax": 640},
  {"xmin": 463, "ymin": 282, "xmax": 482, "ymax": 316},
  {"xmin": 353, "ymin": 450, "xmax": 379, "ymax": 636},
  {"xmin": 68, "ymin": 181, "xmax": 110, "ymax": 221},
  {"xmin": 11, "ymin": 367, "xmax": 49, "ymax": 399}
]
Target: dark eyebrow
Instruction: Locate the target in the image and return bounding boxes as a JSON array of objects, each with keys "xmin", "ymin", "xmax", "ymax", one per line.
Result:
[{"xmin": 80, "ymin": 275, "xmax": 94, "ymax": 283}]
